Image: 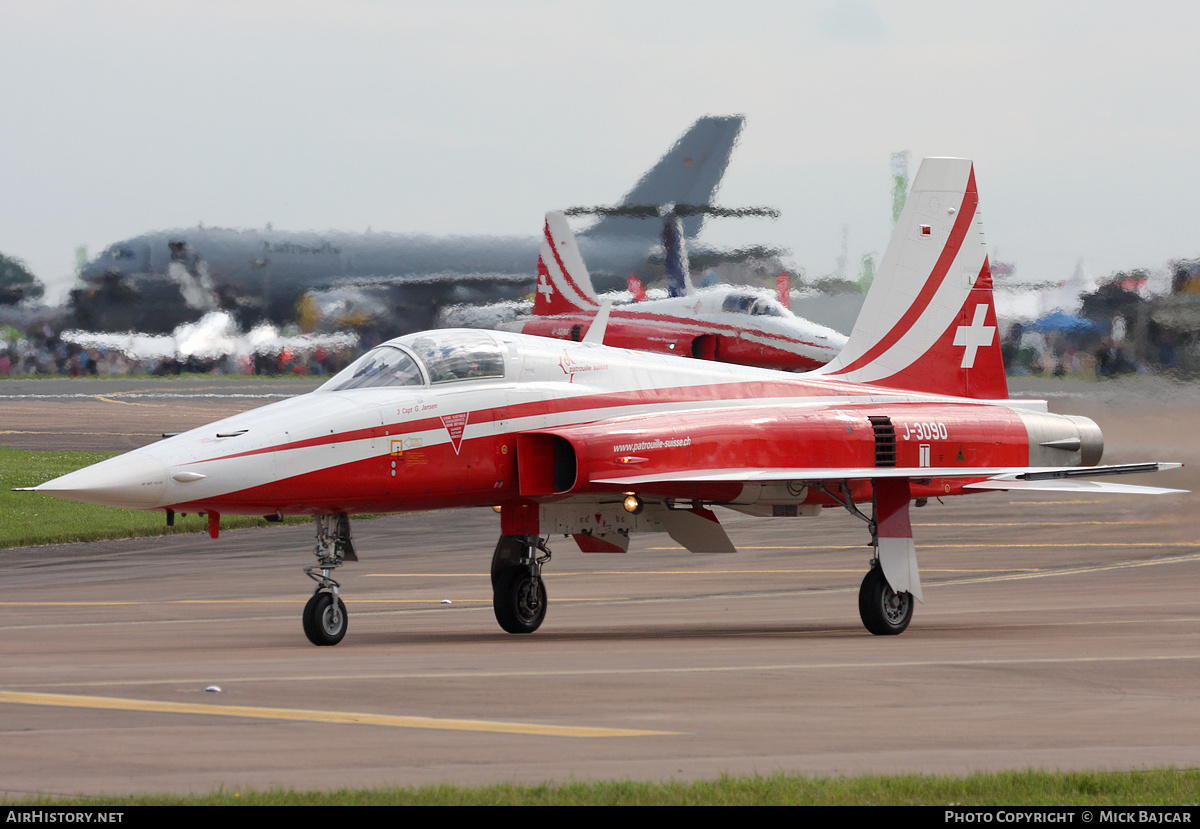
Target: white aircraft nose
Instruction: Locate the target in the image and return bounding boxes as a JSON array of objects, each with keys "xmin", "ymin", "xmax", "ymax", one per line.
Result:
[{"xmin": 36, "ymin": 452, "xmax": 169, "ymax": 509}]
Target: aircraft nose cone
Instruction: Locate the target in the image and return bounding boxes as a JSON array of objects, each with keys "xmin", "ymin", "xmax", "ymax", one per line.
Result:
[{"xmin": 36, "ymin": 452, "xmax": 169, "ymax": 509}]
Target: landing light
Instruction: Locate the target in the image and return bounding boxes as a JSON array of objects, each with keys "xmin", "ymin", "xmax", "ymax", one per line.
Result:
[{"xmin": 622, "ymin": 494, "xmax": 644, "ymax": 515}]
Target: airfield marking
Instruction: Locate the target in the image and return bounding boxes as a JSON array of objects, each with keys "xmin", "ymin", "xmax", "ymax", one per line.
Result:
[
  {"xmin": 6, "ymin": 554, "xmax": 1199, "ymax": 611},
  {"xmin": 0, "ymin": 391, "xmax": 297, "ymax": 401},
  {"xmin": 912, "ymin": 520, "xmax": 1161, "ymax": 527},
  {"xmin": 0, "ymin": 429, "xmax": 160, "ymax": 438},
  {"xmin": 1002, "ymin": 498, "xmax": 1112, "ymax": 505},
  {"xmin": 93, "ymin": 395, "xmax": 164, "ymax": 407},
  {"xmin": 0, "ymin": 691, "xmax": 675, "ymax": 738},
  {"xmin": 0, "ymin": 599, "xmax": 477, "ymax": 607},
  {"xmin": 6, "ymin": 649, "xmax": 1200, "ymax": 695},
  {"xmin": 650, "ymin": 542, "xmax": 1197, "ymax": 551}
]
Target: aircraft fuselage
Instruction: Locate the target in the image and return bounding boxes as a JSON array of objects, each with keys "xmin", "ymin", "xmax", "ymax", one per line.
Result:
[{"xmin": 39, "ymin": 329, "xmax": 1098, "ymax": 528}]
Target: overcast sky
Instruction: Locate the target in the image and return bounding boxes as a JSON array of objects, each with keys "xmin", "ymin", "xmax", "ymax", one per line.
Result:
[{"xmin": 3, "ymin": 0, "xmax": 1198, "ymax": 303}]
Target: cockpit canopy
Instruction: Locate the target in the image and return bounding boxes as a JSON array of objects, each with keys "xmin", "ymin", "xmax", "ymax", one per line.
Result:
[
  {"xmin": 720, "ymin": 293, "xmax": 789, "ymax": 318},
  {"xmin": 318, "ymin": 330, "xmax": 506, "ymax": 391}
]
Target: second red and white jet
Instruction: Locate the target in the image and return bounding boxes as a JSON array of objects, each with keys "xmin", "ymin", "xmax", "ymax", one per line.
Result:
[{"xmin": 510, "ymin": 211, "xmax": 848, "ymax": 371}]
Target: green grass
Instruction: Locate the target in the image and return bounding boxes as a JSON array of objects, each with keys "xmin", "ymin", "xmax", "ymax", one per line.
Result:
[
  {"xmin": 0, "ymin": 448, "xmax": 305, "ymax": 548},
  {"xmin": 6, "ymin": 768, "xmax": 1199, "ymax": 806}
]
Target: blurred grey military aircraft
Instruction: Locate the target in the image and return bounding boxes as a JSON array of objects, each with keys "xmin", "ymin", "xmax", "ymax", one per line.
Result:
[{"xmin": 73, "ymin": 116, "xmax": 745, "ymax": 335}]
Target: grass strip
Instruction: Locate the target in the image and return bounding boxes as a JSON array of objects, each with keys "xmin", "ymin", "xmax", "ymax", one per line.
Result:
[
  {"xmin": 0, "ymin": 448, "xmax": 304, "ymax": 548},
  {"xmin": 5, "ymin": 768, "xmax": 1199, "ymax": 806}
]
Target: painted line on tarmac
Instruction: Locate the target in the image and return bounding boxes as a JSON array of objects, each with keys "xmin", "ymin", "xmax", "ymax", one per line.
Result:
[
  {"xmin": 367, "ymin": 569, "xmax": 875, "ymax": 577},
  {"xmin": 0, "ymin": 391, "xmax": 299, "ymax": 400},
  {"xmin": 8, "ymin": 650, "xmax": 1200, "ymax": 695},
  {"xmin": 8, "ymin": 553, "xmax": 1197, "ymax": 610},
  {"xmin": 0, "ymin": 690, "xmax": 676, "ymax": 738},
  {"xmin": 93, "ymin": 395, "xmax": 164, "ymax": 407},
  {"xmin": 0, "ymin": 598, "xmax": 492, "ymax": 607},
  {"xmin": 0, "ymin": 429, "xmax": 160, "ymax": 437},
  {"xmin": 925, "ymin": 551, "xmax": 1200, "ymax": 584},
  {"xmin": 650, "ymin": 542, "xmax": 1198, "ymax": 551},
  {"xmin": 912, "ymin": 520, "xmax": 1161, "ymax": 527}
]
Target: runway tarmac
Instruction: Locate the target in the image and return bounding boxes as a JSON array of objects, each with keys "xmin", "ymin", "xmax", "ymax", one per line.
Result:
[{"xmin": 1, "ymin": 374, "xmax": 1197, "ymax": 797}]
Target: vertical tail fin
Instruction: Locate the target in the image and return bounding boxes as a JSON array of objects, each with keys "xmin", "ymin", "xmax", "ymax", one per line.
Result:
[
  {"xmin": 533, "ymin": 212, "xmax": 600, "ymax": 317},
  {"xmin": 662, "ymin": 213, "xmax": 694, "ymax": 297},
  {"xmin": 581, "ymin": 115, "xmax": 744, "ymax": 240},
  {"xmin": 814, "ymin": 158, "xmax": 1007, "ymax": 400}
]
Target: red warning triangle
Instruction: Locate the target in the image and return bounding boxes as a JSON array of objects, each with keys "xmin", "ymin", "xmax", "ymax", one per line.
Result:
[{"xmin": 440, "ymin": 412, "xmax": 470, "ymax": 455}]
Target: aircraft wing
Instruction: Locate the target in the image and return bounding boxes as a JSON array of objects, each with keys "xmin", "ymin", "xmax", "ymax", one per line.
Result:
[
  {"xmin": 591, "ymin": 463, "xmax": 1184, "ymax": 494},
  {"xmin": 337, "ymin": 272, "xmax": 533, "ymax": 287}
]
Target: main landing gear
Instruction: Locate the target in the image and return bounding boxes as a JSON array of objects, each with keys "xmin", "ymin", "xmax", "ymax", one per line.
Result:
[
  {"xmin": 490, "ymin": 535, "xmax": 551, "ymax": 634},
  {"xmin": 302, "ymin": 514, "xmax": 356, "ymax": 646},
  {"xmin": 858, "ymin": 562, "xmax": 912, "ymax": 636},
  {"xmin": 810, "ymin": 479, "xmax": 920, "ymax": 636}
]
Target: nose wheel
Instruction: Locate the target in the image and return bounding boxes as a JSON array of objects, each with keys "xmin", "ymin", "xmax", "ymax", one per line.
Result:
[
  {"xmin": 303, "ymin": 591, "xmax": 347, "ymax": 646},
  {"xmin": 491, "ymin": 535, "xmax": 551, "ymax": 634},
  {"xmin": 493, "ymin": 567, "xmax": 547, "ymax": 634}
]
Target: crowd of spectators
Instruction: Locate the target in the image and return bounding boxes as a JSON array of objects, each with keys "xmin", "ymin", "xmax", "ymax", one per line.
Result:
[{"xmin": 0, "ymin": 322, "xmax": 359, "ymax": 378}]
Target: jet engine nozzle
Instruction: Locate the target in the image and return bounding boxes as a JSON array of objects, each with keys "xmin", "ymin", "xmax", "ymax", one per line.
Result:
[
  {"xmin": 1064, "ymin": 415, "xmax": 1104, "ymax": 467},
  {"xmin": 1019, "ymin": 411, "xmax": 1104, "ymax": 468}
]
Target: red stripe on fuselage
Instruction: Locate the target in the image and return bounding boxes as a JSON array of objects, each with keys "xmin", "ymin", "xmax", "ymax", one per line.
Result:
[{"xmin": 185, "ymin": 374, "xmax": 935, "ymax": 467}]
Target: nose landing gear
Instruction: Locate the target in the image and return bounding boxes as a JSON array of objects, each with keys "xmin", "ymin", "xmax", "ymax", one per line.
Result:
[
  {"xmin": 302, "ymin": 514, "xmax": 355, "ymax": 646},
  {"xmin": 491, "ymin": 535, "xmax": 551, "ymax": 634}
]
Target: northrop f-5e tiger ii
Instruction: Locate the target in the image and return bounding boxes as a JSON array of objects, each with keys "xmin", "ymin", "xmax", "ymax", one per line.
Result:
[{"xmin": 32, "ymin": 158, "xmax": 1184, "ymax": 644}]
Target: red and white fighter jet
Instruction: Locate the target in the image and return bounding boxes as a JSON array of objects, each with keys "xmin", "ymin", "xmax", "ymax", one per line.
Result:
[
  {"xmin": 512, "ymin": 211, "xmax": 847, "ymax": 371},
  {"xmin": 34, "ymin": 158, "xmax": 1182, "ymax": 643}
]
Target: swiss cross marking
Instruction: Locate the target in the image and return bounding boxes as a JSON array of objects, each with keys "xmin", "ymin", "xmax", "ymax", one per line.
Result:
[
  {"xmin": 537, "ymin": 273, "xmax": 554, "ymax": 300},
  {"xmin": 953, "ymin": 304, "xmax": 995, "ymax": 368}
]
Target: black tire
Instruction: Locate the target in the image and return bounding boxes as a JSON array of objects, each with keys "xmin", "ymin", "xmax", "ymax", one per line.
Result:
[
  {"xmin": 493, "ymin": 567, "xmax": 547, "ymax": 634},
  {"xmin": 858, "ymin": 565, "xmax": 912, "ymax": 636},
  {"xmin": 303, "ymin": 592, "xmax": 348, "ymax": 646}
]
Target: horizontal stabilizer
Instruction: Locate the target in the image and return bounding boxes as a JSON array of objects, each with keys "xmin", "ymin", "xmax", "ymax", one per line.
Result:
[
  {"xmin": 963, "ymin": 479, "xmax": 1186, "ymax": 495},
  {"xmin": 988, "ymin": 462, "xmax": 1181, "ymax": 481}
]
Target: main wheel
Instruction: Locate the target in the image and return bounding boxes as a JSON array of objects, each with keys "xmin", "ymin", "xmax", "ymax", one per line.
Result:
[
  {"xmin": 303, "ymin": 591, "xmax": 348, "ymax": 646},
  {"xmin": 493, "ymin": 567, "xmax": 547, "ymax": 634},
  {"xmin": 858, "ymin": 565, "xmax": 912, "ymax": 636}
]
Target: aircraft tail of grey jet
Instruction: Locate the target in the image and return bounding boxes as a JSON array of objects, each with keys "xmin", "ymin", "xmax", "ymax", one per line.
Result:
[{"xmin": 580, "ymin": 115, "xmax": 743, "ymax": 241}]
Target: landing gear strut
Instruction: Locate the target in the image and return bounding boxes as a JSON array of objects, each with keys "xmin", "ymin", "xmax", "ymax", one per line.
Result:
[
  {"xmin": 302, "ymin": 514, "xmax": 355, "ymax": 646},
  {"xmin": 490, "ymin": 535, "xmax": 551, "ymax": 634},
  {"xmin": 811, "ymin": 479, "xmax": 920, "ymax": 636}
]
